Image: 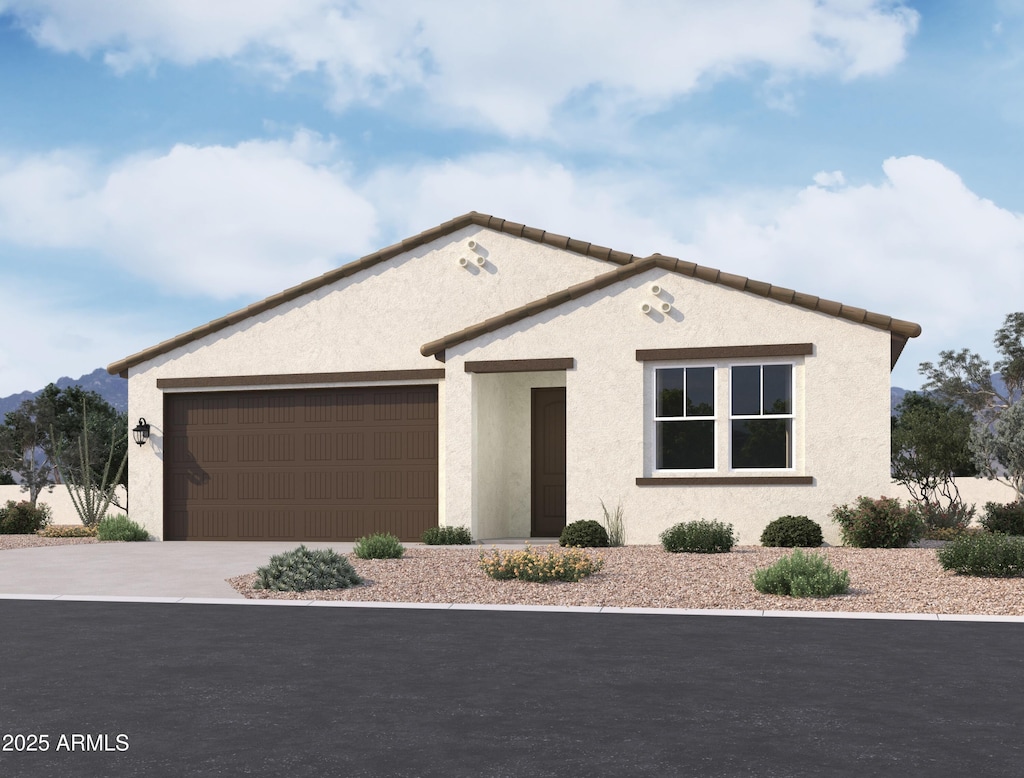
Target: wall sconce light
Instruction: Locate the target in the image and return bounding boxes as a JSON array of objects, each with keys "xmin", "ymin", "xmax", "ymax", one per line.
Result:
[
  {"xmin": 132, "ymin": 418, "xmax": 151, "ymax": 447},
  {"xmin": 640, "ymin": 302, "xmax": 652, "ymax": 314},
  {"xmin": 650, "ymin": 284, "xmax": 662, "ymax": 296},
  {"xmin": 659, "ymin": 302, "xmax": 671, "ymax": 313}
]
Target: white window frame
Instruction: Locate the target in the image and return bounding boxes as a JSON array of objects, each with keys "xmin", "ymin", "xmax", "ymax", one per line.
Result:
[
  {"xmin": 727, "ymin": 361, "xmax": 796, "ymax": 472},
  {"xmin": 651, "ymin": 363, "xmax": 717, "ymax": 474}
]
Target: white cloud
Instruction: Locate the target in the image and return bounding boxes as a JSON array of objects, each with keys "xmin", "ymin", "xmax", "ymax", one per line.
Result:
[
  {"xmin": 0, "ymin": 279, "xmax": 162, "ymax": 397},
  {"xmin": 365, "ymin": 152, "xmax": 1024, "ymax": 388},
  {"xmin": 812, "ymin": 170, "xmax": 846, "ymax": 187},
  {"xmin": 0, "ymin": 0, "xmax": 919, "ymax": 136},
  {"xmin": 0, "ymin": 132, "xmax": 378, "ymax": 299},
  {"xmin": 3, "ymin": 135, "xmax": 1018, "ymax": 392},
  {"xmin": 687, "ymin": 156, "xmax": 1024, "ymax": 384}
]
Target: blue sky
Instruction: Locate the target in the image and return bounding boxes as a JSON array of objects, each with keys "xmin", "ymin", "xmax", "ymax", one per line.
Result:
[{"xmin": 1, "ymin": 0, "xmax": 1022, "ymax": 396}]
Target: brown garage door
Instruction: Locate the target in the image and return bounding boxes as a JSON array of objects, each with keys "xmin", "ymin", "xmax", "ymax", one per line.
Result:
[{"xmin": 164, "ymin": 385, "xmax": 438, "ymax": 541}]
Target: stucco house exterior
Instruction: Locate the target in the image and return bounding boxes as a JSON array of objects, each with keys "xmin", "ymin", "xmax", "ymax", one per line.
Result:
[{"xmin": 107, "ymin": 212, "xmax": 921, "ymax": 545}]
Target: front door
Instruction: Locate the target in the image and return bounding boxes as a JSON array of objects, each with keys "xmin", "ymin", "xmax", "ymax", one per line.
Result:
[{"xmin": 531, "ymin": 387, "xmax": 567, "ymax": 537}]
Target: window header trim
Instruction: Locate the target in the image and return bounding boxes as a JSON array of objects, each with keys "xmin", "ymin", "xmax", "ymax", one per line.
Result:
[{"xmin": 636, "ymin": 343, "xmax": 813, "ymax": 362}]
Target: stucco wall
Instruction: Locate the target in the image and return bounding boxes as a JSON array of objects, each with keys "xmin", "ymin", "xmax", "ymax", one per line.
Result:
[
  {"xmin": 472, "ymin": 371, "xmax": 566, "ymax": 539},
  {"xmin": 0, "ymin": 485, "xmax": 128, "ymax": 526},
  {"xmin": 445, "ymin": 266, "xmax": 896, "ymax": 546},
  {"xmin": 125, "ymin": 226, "xmax": 616, "ymax": 539}
]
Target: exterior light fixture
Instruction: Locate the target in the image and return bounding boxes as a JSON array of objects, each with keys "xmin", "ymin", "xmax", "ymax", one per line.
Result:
[{"xmin": 132, "ymin": 418, "xmax": 151, "ymax": 447}]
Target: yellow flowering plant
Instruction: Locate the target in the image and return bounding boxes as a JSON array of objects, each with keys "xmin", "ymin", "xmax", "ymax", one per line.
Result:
[{"xmin": 479, "ymin": 543, "xmax": 604, "ymax": 583}]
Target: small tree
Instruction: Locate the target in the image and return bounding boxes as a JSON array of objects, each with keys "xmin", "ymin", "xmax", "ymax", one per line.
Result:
[
  {"xmin": 51, "ymin": 404, "xmax": 128, "ymax": 528},
  {"xmin": 891, "ymin": 392, "xmax": 977, "ymax": 508},
  {"xmin": 0, "ymin": 385, "xmax": 127, "ymax": 508},
  {"xmin": 919, "ymin": 312, "xmax": 1024, "ymax": 500},
  {"xmin": 0, "ymin": 411, "xmax": 55, "ymax": 506},
  {"xmin": 970, "ymin": 402, "xmax": 1024, "ymax": 499}
]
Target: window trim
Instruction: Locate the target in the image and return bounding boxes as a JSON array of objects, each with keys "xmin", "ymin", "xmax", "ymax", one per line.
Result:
[
  {"xmin": 651, "ymin": 363, "xmax": 718, "ymax": 474},
  {"xmin": 728, "ymin": 361, "xmax": 796, "ymax": 473}
]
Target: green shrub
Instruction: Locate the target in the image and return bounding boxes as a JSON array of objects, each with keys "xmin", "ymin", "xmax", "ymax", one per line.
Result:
[
  {"xmin": 0, "ymin": 501, "xmax": 52, "ymax": 534},
  {"xmin": 751, "ymin": 549, "xmax": 850, "ymax": 597},
  {"xmin": 979, "ymin": 501, "xmax": 1024, "ymax": 536},
  {"xmin": 937, "ymin": 533, "xmax": 1024, "ymax": 577},
  {"xmin": 97, "ymin": 514, "xmax": 149, "ymax": 541},
  {"xmin": 479, "ymin": 544, "xmax": 603, "ymax": 582},
  {"xmin": 600, "ymin": 499, "xmax": 626, "ymax": 547},
  {"xmin": 915, "ymin": 501, "xmax": 975, "ymax": 531},
  {"xmin": 660, "ymin": 520, "xmax": 736, "ymax": 553},
  {"xmin": 353, "ymin": 532, "xmax": 405, "ymax": 559},
  {"xmin": 829, "ymin": 496, "xmax": 926, "ymax": 548},
  {"xmin": 96, "ymin": 514, "xmax": 148, "ymax": 541},
  {"xmin": 37, "ymin": 524, "xmax": 98, "ymax": 538},
  {"xmin": 924, "ymin": 526, "xmax": 980, "ymax": 542},
  {"xmin": 559, "ymin": 519, "xmax": 609, "ymax": 548},
  {"xmin": 421, "ymin": 525, "xmax": 473, "ymax": 545},
  {"xmin": 760, "ymin": 515, "xmax": 823, "ymax": 548},
  {"xmin": 254, "ymin": 545, "xmax": 364, "ymax": 592}
]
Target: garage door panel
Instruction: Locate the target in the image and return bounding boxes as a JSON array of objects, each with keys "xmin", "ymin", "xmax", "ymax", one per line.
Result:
[
  {"xmin": 304, "ymin": 471, "xmax": 334, "ymax": 500},
  {"xmin": 335, "ymin": 471, "xmax": 365, "ymax": 500},
  {"xmin": 164, "ymin": 385, "xmax": 438, "ymax": 540},
  {"xmin": 304, "ymin": 433, "xmax": 333, "ymax": 461}
]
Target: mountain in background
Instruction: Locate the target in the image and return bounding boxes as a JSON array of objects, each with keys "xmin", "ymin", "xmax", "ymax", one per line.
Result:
[{"xmin": 0, "ymin": 368, "xmax": 127, "ymax": 419}]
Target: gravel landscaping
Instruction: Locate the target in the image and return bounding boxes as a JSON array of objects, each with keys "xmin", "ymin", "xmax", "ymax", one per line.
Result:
[
  {"xmin": 5, "ymin": 536, "xmax": 1023, "ymax": 615},
  {"xmin": 0, "ymin": 535, "xmax": 98, "ymax": 550},
  {"xmin": 228, "ymin": 543, "xmax": 1024, "ymax": 616}
]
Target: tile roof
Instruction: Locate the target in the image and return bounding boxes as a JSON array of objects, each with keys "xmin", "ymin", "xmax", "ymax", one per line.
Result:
[
  {"xmin": 107, "ymin": 213, "xmax": 921, "ymax": 376},
  {"xmin": 419, "ymin": 255, "xmax": 922, "ymax": 369},
  {"xmin": 106, "ymin": 211, "xmax": 638, "ymax": 376}
]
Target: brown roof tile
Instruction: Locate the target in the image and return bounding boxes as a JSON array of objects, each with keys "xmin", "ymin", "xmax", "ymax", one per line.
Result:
[
  {"xmin": 420, "ymin": 254, "xmax": 921, "ymax": 369},
  {"xmin": 106, "ymin": 211, "xmax": 640, "ymax": 376},
  {"xmin": 108, "ymin": 212, "xmax": 921, "ymax": 376}
]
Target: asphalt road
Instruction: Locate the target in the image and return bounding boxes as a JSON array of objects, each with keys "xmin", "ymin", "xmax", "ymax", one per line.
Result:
[{"xmin": 1, "ymin": 600, "xmax": 1022, "ymax": 777}]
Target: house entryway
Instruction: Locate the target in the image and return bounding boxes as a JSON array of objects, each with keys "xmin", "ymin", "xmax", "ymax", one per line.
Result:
[{"xmin": 531, "ymin": 387, "xmax": 567, "ymax": 537}]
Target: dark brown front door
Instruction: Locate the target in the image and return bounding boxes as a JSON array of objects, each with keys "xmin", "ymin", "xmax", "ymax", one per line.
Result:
[
  {"xmin": 531, "ymin": 387, "xmax": 566, "ymax": 537},
  {"xmin": 163, "ymin": 385, "xmax": 438, "ymax": 541}
]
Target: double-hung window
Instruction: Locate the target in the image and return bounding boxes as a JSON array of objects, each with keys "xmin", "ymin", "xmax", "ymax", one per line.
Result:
[
  {"xmin": 641, "ymin": 343, "xmax": 808, "ymax": 480},
  {"xmin": 730, "ymin": 364, "xmax": 794, "ymax": 469},
  {"xmin": 654, "ymin": 366, "xmax": 715, "ymax": 470}
]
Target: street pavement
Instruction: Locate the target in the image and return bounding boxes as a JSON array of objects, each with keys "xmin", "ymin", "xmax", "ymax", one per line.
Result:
[{"xmin": 1, "ymin": 599, "xmax": 1023, "ymax": 777}]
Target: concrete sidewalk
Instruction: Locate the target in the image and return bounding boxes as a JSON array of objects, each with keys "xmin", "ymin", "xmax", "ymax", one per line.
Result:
[{"xmin": 0, "ymin": 539, "xmax": 557, "ymax": 599}]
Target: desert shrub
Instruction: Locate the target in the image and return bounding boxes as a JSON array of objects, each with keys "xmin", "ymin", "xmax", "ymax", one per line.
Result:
[
  {"xmin": 915, "ymin": 501, "xmax": 975, "ymax": 531},
  {"xmin": 760, "ymin": 515, "xmax": 823, "ymax": 548},
  {"xmin": 600, "ymin": 499, "xmax": 626, "ymax": 547},
  {"xmin": 0, "ymin": 501, "xmax": 52, "ymax": 535},
  {"xmin": 660, "ymin": 520, "xmax": 736, "ymax": 553},
  {"xmin": 479, "ymin": 544, "xmax": 603, "ymax": 582},
  {"xmin": 421, "ymin": 525, "xmax": 473, "ymax": 545},
  {"xmin": 937, "ymin": 533, "xmax": 1024, "ymax": 577},
  {"xmin": 559, "ymin": 519, "xmax": 609, "ymax": 548},
  {"xmin": 254, "ymin": 545, "xmax": 363, "ymax": 592},
  {"xmin": 353, "ymin": 532, "xmax": 405, "ymax": 559},
  {"xmin": 979, "ymin": 501, "xmax": 1024, "ymax": 536},
  {"xmin": 924, "ymin": 526, "xmax": 980, "ymax": 542},
  {"xmin": 751, "ymin": 549, "xmax": 850, "ymax": 597},
  {"xmin": 829, "ymin": 496, "xmax": 925, "ymax": 548},
  {"xmin": 37, "ymin": 524, "xmax": 98, "ymax": 538},
  {"xmin": 96, "ymin": 514, "xmax": 149, "ymax": 541}
]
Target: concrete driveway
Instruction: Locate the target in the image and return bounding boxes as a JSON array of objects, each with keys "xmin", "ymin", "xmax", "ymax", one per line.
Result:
[
  {"xmin": 0, "ymin": 541, "xmax": 357, "ymax": 599},
  {"xmin": 0, "ymin": 539, "xmax": 554, "ymax": 599}
]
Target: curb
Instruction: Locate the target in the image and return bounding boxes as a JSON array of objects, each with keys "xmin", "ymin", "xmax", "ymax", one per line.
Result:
[{"xmin": 1, "ymin": 593, "xmax": 1023, "ymax": 622}]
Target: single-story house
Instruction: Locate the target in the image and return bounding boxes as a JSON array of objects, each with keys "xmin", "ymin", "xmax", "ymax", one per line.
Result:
[{"xmin": 107, "ymin": 212, "xmax": 921, "ymax": 545}]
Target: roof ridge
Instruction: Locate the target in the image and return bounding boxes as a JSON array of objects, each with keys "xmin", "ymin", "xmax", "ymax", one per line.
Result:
[
  {"xmin": 421, "ymin": 253, "xmax": 921, "ymax": 368},
  {"xmin": 106, "ymin": 211, "xmax": 636, "ymax": 376}
]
